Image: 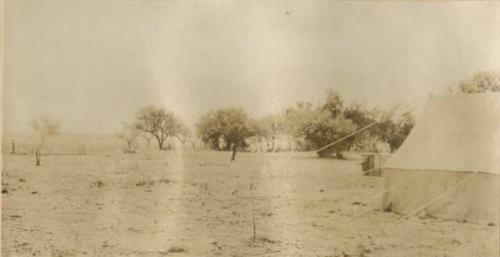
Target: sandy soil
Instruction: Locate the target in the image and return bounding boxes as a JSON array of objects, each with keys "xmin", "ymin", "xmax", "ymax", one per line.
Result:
[{"xmin": 2, "ymin": 151, "xmax": 498, "ymax": 257}]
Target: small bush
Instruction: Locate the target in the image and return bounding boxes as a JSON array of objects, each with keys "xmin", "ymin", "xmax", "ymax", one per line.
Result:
[
  {"xmin": 93, "ymin": 181, "xmax": 106, "ymax": 189},
  {"xmin": 158, "ymin": 178, "xmax": 170, "ymax": 184}
]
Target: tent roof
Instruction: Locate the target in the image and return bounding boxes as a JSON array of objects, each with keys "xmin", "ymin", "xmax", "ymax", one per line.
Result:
[{"xmin": 384, "ymin": 93, "xmax": 500, "ymax": 175}]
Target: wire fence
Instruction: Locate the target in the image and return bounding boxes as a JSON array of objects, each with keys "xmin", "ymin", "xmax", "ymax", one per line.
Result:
[{"xmin": 2, "ymin": 135, "xmax": 122, "ymax": 156}]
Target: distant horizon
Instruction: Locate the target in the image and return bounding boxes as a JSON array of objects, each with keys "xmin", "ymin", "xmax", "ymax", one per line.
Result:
[
  {"xmin": 5, "ymin": 91, "xmax": 498, "ymax": 138},
  {"xmin": 4, "ymin": 1, "xmax": 500, "ymax": 134}
]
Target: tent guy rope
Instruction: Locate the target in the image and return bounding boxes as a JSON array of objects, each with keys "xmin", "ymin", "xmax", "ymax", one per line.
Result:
[
  {"xmin": 315, "ymin": 121, "xmax": 378, "ymax": 154},
  {"xmin": 387, "ymin": 173, "xmax": 474, "ymax": 229}
]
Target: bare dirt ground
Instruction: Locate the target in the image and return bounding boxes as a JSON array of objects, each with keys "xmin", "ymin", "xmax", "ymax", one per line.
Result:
[{"xmin": 2, "ymin": 151, "xmax": 498, "ymax": 257}]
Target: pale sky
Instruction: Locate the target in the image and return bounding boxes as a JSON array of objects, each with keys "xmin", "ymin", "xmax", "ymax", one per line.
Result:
[{"xmin": 4, "ymin": 0, "xmax": 500, "ymax": 134}]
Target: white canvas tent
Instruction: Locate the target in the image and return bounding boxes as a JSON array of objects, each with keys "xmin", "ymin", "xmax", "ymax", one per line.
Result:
[{"xmin": 382, "ymin": 93, "xmax": 500, "ymax": 223}]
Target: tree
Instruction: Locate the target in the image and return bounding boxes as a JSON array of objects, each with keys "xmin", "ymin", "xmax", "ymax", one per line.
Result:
[
  {"xmin": 196, "ymin": 107, "xmax": 255, "ymax": 161},
  {"xmin": 252, "ymin": 114, "xmax": 284, "ymax": 152},
  {"xmin": 343, "ymin": 103, "xmax": 378, "ymax": 152},
  {"xmin": 303, "ymin": 110, "xmax": 356, "ymax": 158},
  {"xmin": 454, "ymin": 70, "xmax": 500, "ymax": 94},
  {"xmin": 30, "ymin": 115, "xmax": 60, "ymax": 166},
  {"xmin": 375, "ymin": 110, "xmax": 415, "ymax": 152},
  {"xmin": 393, "ymin": 111, "xmax": 415, "ymax": 150},
  {"xmin": 173, "ymin": 121, "xmax": 191, "ymax": 150},
  {"xmin": 280, "ymin": 92, "xmax": 358, "ymax": 157},
  {"xmin": 322, "ymin": 89, "xmax": 344, "ymax": 117},
  {"xmin": 134, "ymin": 106, "xmax": 190, "ymax": 151},
  {"xmin": 339, "ymin": 102, "xmax": 415, "ymax": 154},
  {"xmin": 283, "ymin": 102, "xmax": 317, "ymax": 150},
  {"xmin": 310, "ymin": 90, "xmax": 358, "ymax": 158},
  {"xmin": 196, "ymin": 111, "xmax": 224, "ymax": 150},
  {"xmin": 344, "ymin": 103, "xmax": 376, "ymax": 128},
  {"xmin": 140, "ymin": 132, "xmax": 154, "ymax": 153},
  {"xmin": 117, "ymin": 122, "xmax": 140, "ymax": 154}
]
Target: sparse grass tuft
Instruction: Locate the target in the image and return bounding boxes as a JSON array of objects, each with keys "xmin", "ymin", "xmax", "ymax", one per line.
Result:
[
  {"xmin": 167, "ymin": 246, "xmax": 187, "ymax": 253},
  {"xmin": 135, "ymin": 178, "xmax": 170, "ymax": 187},
  {"xmin": 136, "ymin": 180, "xmax": 155, "ymax": 187}
]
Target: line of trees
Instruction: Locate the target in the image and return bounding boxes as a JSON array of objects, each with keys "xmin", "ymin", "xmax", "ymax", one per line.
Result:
[
  {"xmin": 195, "ymin": 90, "xmax": 416, "ymax": 159},
  {"xmin": 191, "ymin": 69, "xmax": 499, "ymax": 160},
  {"xmin": 26, "ymin": 70, "xmax": 498, "ymax": 165}
]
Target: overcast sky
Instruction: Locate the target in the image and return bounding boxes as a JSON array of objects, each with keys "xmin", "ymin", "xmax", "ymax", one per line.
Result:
[{"xmin": 4, "ymin": 1, "xmax": 500, "ymax": 134}]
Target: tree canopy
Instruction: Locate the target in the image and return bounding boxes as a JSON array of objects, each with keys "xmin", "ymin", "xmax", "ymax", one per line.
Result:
[
  {"xmin": 134, "ymin": 106, "xmax": 189, "ymax": 150},
  {"xmin": 117, "ymin": 122, "xmax": 140, "ymax": 154},
  {"xmin": 455, "ymin": 70, "xmax": 500, "ymax": 94},
  {"xmin": 30, "ymin": 115, "xmax": 61, "ymax": 150},
  {"xmin": 196, "ymin": 107, "xmax": 255, "ymax": 160},
  {"xmin": 280, "ymin": 91, "xmax": 415, "ymax": 157},
  {"xmin": 130, "ymin": 90, "xmax": 418, "ymax": 158},
  {"xmin": 252, "ymin": 114, "xmax": 285, "ymax": 152},
  {"xmin": 30, "ymin": 115, "xmax": 61, "ymax": 166}
]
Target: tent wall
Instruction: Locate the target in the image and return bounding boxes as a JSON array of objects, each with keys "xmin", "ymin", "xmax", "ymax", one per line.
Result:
[{"xmin": 383, "ymin": 168, "xmax": 500, "ymax": 223}]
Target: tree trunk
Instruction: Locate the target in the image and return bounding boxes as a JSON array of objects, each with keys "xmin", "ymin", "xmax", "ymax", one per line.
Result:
[
  {"xmin": 35, "ymin": 149, "xmax": 41, "ymax": 166},
  {"xmin": 11, "ymin": 141, "xmax": 16, "ymax": 155},
  {"xmin": 144, "ymin": 138, "xmax": 151, "ymax": 153},
  {"xmin": 230, "ymin": 143, "xmax": 238, "ymax": 162},
  {"xmin": 250, "ymin": 183, "xmax": 256, "ymax": 244}
]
